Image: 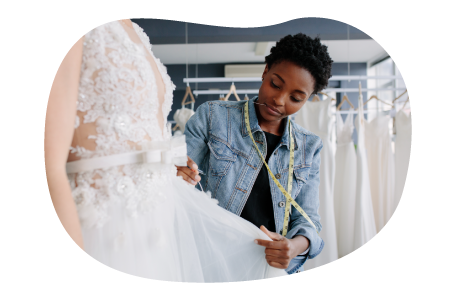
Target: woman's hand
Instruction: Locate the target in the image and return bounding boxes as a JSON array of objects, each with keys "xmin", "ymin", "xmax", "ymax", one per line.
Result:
[
  {"xmin": 255, "ymin": 225, "xmax": 309, "ymax": 269},
  {"xmin": 176, "ymin": 156, "xmax": 201, "ymax": 186}
]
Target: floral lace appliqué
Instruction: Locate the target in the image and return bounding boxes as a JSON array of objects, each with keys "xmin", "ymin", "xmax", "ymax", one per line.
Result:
[{"xmin": 69, "ymin": 21, "xmax": 176, "ymax": 228}]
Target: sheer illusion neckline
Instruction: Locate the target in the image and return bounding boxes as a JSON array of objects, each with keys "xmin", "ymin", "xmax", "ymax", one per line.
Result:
[{"xmin": 116, "ymin": 20, "xmax": 167, "ymax": 139}]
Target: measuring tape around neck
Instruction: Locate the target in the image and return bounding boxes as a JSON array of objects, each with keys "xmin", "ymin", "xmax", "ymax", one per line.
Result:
[{"xmin": 244, "ymin": 101, "xmax": 318, "ymax": 236}]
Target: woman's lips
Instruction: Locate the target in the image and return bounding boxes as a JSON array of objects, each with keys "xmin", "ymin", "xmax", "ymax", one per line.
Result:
[{"xmin": 264, "ymin": 103, "xmax": 282, "ymax": 116}]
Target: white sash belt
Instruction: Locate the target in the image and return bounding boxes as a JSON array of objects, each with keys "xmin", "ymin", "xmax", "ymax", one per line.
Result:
[{"xmin": 66, "ymin": 136, "xmax": 188, "ymax": 174}]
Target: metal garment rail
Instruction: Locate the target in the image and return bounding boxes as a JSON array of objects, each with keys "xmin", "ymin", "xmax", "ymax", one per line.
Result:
[
  {"xmin": 183, "ymin": 75, "xmax": 403, "ymax": 84},
  {"xmin": 193, "ymin": 87, "xmax": 407, "ymax": 95},
  {"xmin": 184, "ymin": 76, "xmax": 406, "ymax": 95}
]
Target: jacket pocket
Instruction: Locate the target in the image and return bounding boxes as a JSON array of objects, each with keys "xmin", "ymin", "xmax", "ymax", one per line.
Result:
[
  {"xmin": 208, "ymin": 137, "xmax": 237, "ymax": 176},
  {"xmin": 294, "ymin": 166, "xmax": 311, "ymax": 184}
]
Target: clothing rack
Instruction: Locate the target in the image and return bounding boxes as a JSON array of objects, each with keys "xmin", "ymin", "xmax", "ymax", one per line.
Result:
[
  {"xmin": 173, "ymin": 77, "xmax": 408, "ymax": 135},
  {"xmin": 184, "ymin": 76, "xmax": 406, "ymax": 96},
  {"xmin": 183, "ymin": 75, "xmax": 403, "ymax": 84},
  {"xmin": 192, "ymin": 88, "xmax": 406, "ymax": 96}
]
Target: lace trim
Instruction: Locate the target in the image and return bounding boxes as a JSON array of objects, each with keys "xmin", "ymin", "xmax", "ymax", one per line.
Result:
[{"xmin": 132, "ymin": 22, "xmax": 175, "ymax": 140}]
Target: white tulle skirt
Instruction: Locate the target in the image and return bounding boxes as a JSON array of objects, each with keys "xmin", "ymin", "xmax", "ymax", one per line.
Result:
[{"xmin": 81, "ymin": 173, "xmax": 286, "ymax": 282}]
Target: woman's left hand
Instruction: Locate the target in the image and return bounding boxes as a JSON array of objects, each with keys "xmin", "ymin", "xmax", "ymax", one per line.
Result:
[{"xmin": 255, "ymin": 225, "xmax": 309, "ymax": 269}]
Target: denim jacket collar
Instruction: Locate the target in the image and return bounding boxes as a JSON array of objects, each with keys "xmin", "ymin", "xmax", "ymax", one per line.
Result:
[{"xmin": 241, "ymin": 97, "xmax": 299, "ymax": 151}]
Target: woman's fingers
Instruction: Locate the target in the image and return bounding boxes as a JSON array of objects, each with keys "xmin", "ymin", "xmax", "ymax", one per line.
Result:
[
  {"xmin": 255, "ymin": 238, "xmax": 286, "ymax": 250},
  {"xmin": 187, "ymin": 156, "xmax": 198, "ymax": 172},
  {"xmin": 177, "ymin": 169, "xmax": 197, "ymax": 185},
  {"xmin": 177, "ymin": 165, "xmax": 200, "ymax": 181},
  {"xmin": 264, "ymin": 248, "xmax": 289, "ymax": 258},
  {"xmin": 265, "ymin": 258, "xmax": 287, "ymax": 269},
  {"xmin": 259, "ymin": 225, "xmax": 284, "ymax": 241},
  {"xmin": 265, "ymin": 255, "xmax": 288, "ymax": 265}
]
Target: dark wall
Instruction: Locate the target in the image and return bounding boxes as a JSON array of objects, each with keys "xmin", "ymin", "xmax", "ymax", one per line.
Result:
[{"xmin": 132, "ymin": 18, "xmax": 371, "ymax": 44}]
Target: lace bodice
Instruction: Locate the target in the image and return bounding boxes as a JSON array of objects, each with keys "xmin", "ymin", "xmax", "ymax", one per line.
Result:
[
  {"xmin": 68, "ymin": 21, "xmax": 177, "ymax": 229},
  {"xmin": 70, "ymin": 20, "xmax": 175, "ymax": 160}
]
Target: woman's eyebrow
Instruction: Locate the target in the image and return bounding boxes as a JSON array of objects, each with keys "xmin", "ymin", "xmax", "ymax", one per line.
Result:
[
  {"xmin": 273, "ymin": 73, "xmax": 285, "ymax": 83},
  {"xmin": 273, "ymin": 73, "xmax": 307, "ymax": 96}
]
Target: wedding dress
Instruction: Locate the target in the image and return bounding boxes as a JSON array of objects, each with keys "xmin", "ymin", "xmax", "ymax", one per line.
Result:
[
  {"xmin": 173, "ymin": 107, "xmax": 195, "ymax": 132},
  {"xmin": 393, "ymin": 110, "xmax": 416, "ymax": 237},
  {"xmin": 66, "ymin": 20, "xmax": 286, "ymax": 282},
  {"xmin": 353, "ymin": 97, "xmax": 377, "ymax": 250},
  {"xmin": 333, "ymin": 111, "xmax": 357, "ymax": 258},
  {"xmin": 294, "ymin": 97, "xmax": 338, "ymax": 269},
  {"xmin": 364, "ymin": 114, "xmax": 395, "ymax": 231},
  {"xmin": 171, "ymin": 107, "xmax": 194, "ymax": 137}
]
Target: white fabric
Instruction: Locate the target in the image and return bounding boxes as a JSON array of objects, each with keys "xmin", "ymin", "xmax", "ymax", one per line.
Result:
[
  {"xmin": 353, "ymin": 97, "xmax": 377, "ymax": 250},
  {"xmin": 294, "ymin": 97, "xmax": 338, "ymax": 269},
  {"xmin": 394, "ymin": 110, "xmax": 412, "ymax": 211},
  {"xmin": 69, "ymin": 20, "xmax": 286, "ymax": 282},
  {"xmin": 67, "ymin": 136, "xmax": 188, "ymax": 174},
  {"xmin": 364, "ymin": 114, "xmax": 395, "ymax": 231},
  {"xmin": 173, "ymin": 129, "xmax": 184, "ymax": 137},
  {"xmin": 333, "ymin": 110, "xmax": 357, "ymax": 258},
  {"xmin": 173, "ymin": 107, "xmax": 195, "ymax": 132}
]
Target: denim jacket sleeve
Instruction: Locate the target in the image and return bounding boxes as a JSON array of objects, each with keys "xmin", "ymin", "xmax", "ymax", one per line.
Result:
[
  {"xmin": 184, "ymin": 102, "xmax": 210, "ymax": 175},
  {"xmin": 285, "ymin": 139, "xmax": 324, "ymax": 260}
]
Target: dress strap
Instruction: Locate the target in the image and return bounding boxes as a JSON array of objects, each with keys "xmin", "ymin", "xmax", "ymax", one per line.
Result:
[{"xmin": 66, "ymin": 136, "xmax": 188, "ymax": 174}]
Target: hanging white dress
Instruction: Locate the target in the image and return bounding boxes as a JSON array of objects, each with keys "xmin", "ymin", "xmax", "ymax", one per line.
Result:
[
  {"xmin": 294, "ymin": 97, "xmax": 338, "ymax": 269},
  {"xmin": 394, "ymin": 110, "xmax": 412, "ymax": 212},
  {"xmin": 353, "ymin": 97, "xmax": 377, "ymax": 250},
  {"xmin": 333, "ymin": 110, "xmax": 357, "ymax": 258},
  {"xmin": 173, "ymin": 107, "xmax": 195, "ymax": 132},
  {"xmin": 364, "ymin": 114, "xmax": 395, "ymax": 231},
  {"xmin": 66, "ymin": 20, "xmax": 286, "ymax": 282}
]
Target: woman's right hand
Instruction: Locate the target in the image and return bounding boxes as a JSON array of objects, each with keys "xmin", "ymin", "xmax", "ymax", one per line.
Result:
[{"xmin": 176, "ymin": 156, "xmax": 201, "ymax": 186}]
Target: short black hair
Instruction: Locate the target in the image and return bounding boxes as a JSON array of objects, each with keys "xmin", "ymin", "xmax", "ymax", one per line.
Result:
[{"xmin": 265, "ymin": 33, "xmax": 333, "ymax": 94}]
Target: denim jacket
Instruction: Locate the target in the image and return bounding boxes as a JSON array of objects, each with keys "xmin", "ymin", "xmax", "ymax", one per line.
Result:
[{"xmin": 184, "ymin": 97, "xmax": 324, "ymax": 274}]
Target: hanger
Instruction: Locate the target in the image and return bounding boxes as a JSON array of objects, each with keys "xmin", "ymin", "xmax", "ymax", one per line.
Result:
[
  {"xmin": 181, "ymin": 84, "xmax": 196, "ymax": 107},
  {"xmin": 311, "ymin": 94, "xmax": 321, "ymax": 102},
  {"xmin": 337, "ymin": 94, "xmax": 355, "ymax": 110},
  {"xmin": 219, "ymin": 94, "xmax": 225, "ymax": 101},
  {"xmin": 363, "ymin": 95, "xmax": 393, "ymax": 107},
  {"xmin": 319, "ymin": 91, "xmax": 336, "ymax": 101},
  {"xmin": 399, "ymin": 96, "xmax": 410, "ymax": 111},
  {"xmin": 392, "ymin": 89, "xmax": 408, "ymax": 104},
  {"xmin": 244, "ymin": 94, "xmax": 249, "ymax": 100},
  {"xmin": 223, "ymin": 83, "xmax": 241, "ymax": 101}
]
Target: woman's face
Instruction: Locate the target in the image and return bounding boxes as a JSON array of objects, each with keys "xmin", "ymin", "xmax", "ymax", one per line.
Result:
[{"xmin": 257, "ymin": 60, "xmax": 315, "ymax": 123}]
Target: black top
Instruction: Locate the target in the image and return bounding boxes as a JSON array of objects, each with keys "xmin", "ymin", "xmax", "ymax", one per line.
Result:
[{"xmin": 240, "ymin": 131, "xmax": 282, "ymax": 232}]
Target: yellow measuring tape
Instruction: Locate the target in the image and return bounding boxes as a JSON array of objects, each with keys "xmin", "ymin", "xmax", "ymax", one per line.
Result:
[{"xmin": 244, "ymin": 102, "xmax": 318, "ymax": 236}]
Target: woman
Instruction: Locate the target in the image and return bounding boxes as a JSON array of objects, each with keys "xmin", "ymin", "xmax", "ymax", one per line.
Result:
[
  {"xmin": 178, "ymin": 34, "xmax": 333, "ymax": 273},
  {"xmin": 45, "ymin": 19, "xmax": 287, "ymax": 282}
]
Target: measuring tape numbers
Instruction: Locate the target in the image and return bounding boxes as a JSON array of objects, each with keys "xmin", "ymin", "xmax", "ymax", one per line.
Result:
[{"xmin": 244, "ymin": 101, "xmax": 318, "ymax": 236}]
